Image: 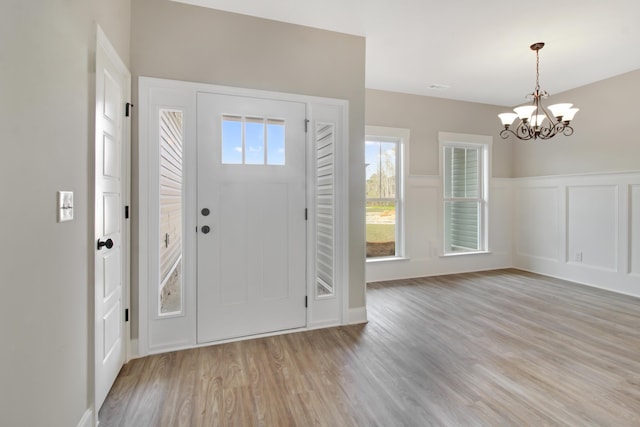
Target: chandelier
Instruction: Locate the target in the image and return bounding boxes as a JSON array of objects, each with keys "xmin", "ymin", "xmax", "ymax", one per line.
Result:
[{"xmin": 498, "ymin": 42, "xmax": 578, "ymax": 141}]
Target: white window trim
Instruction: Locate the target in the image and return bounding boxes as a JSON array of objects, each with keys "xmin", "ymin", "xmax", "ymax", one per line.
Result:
[
  {"xmin": 438, "ymin": 132, "xmax": 492, "ymax": 257},
  {"xmin": 365, "ymin": 125, "xmax": 409, "ymax": 261}
]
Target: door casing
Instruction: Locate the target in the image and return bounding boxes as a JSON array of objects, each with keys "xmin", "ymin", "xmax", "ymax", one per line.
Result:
[{"xmin": 137, "ymin": 77, "xmax": 349, "ymax": 357}]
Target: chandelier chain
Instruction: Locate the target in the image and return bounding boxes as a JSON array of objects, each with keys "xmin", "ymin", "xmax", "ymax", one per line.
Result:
[{"xmin": 535, "ymin": 48, "xmax": 540, "ymax": 93}]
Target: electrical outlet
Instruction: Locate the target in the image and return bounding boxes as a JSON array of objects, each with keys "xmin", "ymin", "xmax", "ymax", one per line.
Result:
[{"xmin": 575, "ymin": 252, "xmax": 583, "ymax": 262}]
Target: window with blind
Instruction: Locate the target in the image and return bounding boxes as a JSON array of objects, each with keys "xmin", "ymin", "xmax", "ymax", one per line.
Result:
[{"xmin": 440, "ymin": 135, "xmax": 489, "ymax": 255}]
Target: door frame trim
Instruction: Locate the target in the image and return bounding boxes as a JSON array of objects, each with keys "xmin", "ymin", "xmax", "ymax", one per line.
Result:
[{"xmin": 137, "ymin": 77, "xmax": 349, "ymax": 357}]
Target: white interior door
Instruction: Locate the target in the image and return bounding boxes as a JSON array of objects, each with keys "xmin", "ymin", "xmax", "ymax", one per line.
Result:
[
  {"xmin": 95, "ymin": 28, "xmax": 130, "ymax": 410},
  {"xmin": 197, "ymin": 93, "xmax": 307, "ymax": 343}
]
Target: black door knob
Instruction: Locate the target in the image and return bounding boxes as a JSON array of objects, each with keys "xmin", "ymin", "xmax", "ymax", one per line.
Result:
[
  {"xmin": 201, "ymin": 208, "xmax": 210, "ymax": 216},
  {"xmin": 201, "ymin": 225, "xmax": 211, "ymax": 234},
  {"xmin": 97, "ymin": 238, "xmax": 114, "ymax": 250}
]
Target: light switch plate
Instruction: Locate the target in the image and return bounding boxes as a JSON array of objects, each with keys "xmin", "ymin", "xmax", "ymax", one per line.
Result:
[{"xmin": 57, "ymin": 191, "xmax": 74, "ymax": 222}]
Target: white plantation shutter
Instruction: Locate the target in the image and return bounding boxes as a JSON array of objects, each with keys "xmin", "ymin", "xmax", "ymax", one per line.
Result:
[
  {"xmin": 316, "ymin": 123, "xmax": 334, "ymax": 296},
  {"xmin": 159, "ymin": 110, "xmax": 183, "ymax": 284},
  {"xmin": 444, "ymin": 145, "xmax": 482, "ymax": 252}
]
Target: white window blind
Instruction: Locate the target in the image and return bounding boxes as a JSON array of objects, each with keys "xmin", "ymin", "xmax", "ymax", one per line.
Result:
[
  {"xmin": 316, "ymin": 123, "xmax": 335, "ymax": 296},
  {"xmin": 443, "ymin": 144, "xmax": 485, "ymax": 253}
]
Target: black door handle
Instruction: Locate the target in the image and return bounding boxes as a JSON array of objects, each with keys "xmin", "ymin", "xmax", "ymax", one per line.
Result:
[
  {"xmin": 97, "ymin": 238, "xmax": 114, "ymax": 250},
  {"xmin": 201, "ymin": 225, "xmax": 210, "ymax": 234}
]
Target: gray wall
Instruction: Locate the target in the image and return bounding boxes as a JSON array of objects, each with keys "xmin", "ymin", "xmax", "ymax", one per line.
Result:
[
  {"xmin": 130, "ymin": 0, "xmax": 367, "ymax": 321},
  {"xmin": 366, "ymin": 89, "xmax": 513, "ymax": 177},
  {"xmin": 511, "ymin": 69, "xmax": 640, "ymax": 177},
  {"xmin": 367, "ymin": 68, "xmax": 640, "ymax": 179},
  {"xmin": 0, "ymin": 1, "xmax": 130, "ymax": 426}
]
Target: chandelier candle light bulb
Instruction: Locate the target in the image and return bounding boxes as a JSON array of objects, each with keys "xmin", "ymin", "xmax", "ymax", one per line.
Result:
[{"xmin": 498, "ymin": 42, "xmax": 579, "ymax": 140}]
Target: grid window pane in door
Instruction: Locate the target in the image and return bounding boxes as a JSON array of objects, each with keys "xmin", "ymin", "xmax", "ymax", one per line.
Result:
[
  {"xmin": 221, "ymin": 116, "xmax": 286, "ymax": 166},
  {"xmin": 221, "ymin": 116, "xmax": 242, "ymax": 164},
  {"xmin": 267, "ymin": 120, "xmax": 285, "ymax": 165},
  {"xmin": 245, "ymin": 118, "xmax": 265, "ymax": 165}
]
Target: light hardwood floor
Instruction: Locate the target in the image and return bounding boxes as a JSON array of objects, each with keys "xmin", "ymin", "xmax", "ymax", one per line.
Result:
[{"xmin": 100, "ymin": 269, "xmax": 640, "ymax": 426}]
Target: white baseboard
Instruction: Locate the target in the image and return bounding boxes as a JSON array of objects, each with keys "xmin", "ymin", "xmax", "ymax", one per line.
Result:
[
  {"xmin": 307, "ymin": 319, "xmax": 341, "ymax": 330},
  {"xmin": 128, "ymin": 338, "xmax": 139, "ymax": 361},
  {"xmin": 77, "ymin": 407, "xmax": 94, "ymax": 427},
  {"xmin": 348, "ymin": 306, "xmax": 368, "ymax": 324}
]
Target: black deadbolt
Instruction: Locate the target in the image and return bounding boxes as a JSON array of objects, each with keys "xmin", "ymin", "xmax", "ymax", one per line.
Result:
[
  {"xmin": 201, "ymin": 208, "xmax": 210, "ymax": 216},
  {"xmin": 201, "ymin": 225, "xmax": 211, "ymax": 234}
]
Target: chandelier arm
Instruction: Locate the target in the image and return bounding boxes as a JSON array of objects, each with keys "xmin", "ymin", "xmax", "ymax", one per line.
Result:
[
  {"xmin": 563, "ymin": 125, "xmax": 574, "ymax": 136},
  {"xmin": 516, "ymin": 122, "xmax": 534, "ymax": 140},
  {"xmin": 538, "ymin": 125, "xmax": 556, "ymax": 140},
  {"xmin": 500, "ymin": 126, "xmax": 534, "ymax": 141}
]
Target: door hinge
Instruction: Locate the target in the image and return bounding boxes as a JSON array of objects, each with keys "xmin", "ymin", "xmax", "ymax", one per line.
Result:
[
  {"xmin": 125, "ymin": 205, "xmax": 129, "ymax": 219},
  {"xmin": 125, "ymin": 102, "xmax": 134, "ymax": 117},
  {"xmin": 125, "ymin": 308, "xmax": 129, "ymax": 322},
  {"xmin": 305, "ymin": 296, "xmax": 308, "ymax": 308},
  {"xmin": 304, "ymin": 119, "xmax": 309, "ymax": 133},
  {"xmin": 305, "ymin": 208, "xmax": 308, "ymax": 220}
]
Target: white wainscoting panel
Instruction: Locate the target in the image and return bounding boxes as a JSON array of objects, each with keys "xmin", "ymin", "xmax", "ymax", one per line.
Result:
[
  {"xmin": 515, "ymin": 186, "xmax": 559, "ymax": 262},
  {"xmin": 631, "ymin": 185, "xmax": 640, "ymax": 277},
  {"xmin": 513, "ymin": 172, "xmax": 640, "ymax": 297},
  {"xmin": 567, "ymin": 185, "xmax": 618, "ymax": 271}
]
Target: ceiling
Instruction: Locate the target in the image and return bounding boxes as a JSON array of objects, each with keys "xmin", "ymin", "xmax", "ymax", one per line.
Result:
[{"xmin": 174, "ymin": 0, "xmax": 640, "ymax": 106}]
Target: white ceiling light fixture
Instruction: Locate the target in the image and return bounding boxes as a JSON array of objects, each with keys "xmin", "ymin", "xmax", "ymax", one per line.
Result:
[{"xmin": 498, "ymin": 42, "xmax": 579, "ymax": 141}]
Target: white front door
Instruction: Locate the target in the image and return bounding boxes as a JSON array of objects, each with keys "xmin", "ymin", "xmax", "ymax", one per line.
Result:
[
  {"xmin": 95, "ymin": 28, "xmax": 130, "ymax": 410},
  {"xmin": 196, "ymin": 93, "xmax": 307, "ymax": 343}
]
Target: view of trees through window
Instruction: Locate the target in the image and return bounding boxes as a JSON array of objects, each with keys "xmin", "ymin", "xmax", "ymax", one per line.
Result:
[{"xmin": 365, "ymin": 139, "xmax": 397, "ymax": 258}]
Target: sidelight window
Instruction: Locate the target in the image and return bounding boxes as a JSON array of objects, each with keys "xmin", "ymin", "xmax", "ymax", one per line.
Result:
[{"xmin": 159, "ymin": 109, "xmax": 184, "ymax": 315}]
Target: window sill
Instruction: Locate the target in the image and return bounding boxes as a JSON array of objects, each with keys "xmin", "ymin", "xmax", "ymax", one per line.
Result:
[
  {"xmin": 366, "ymin": 256, "xmax": 410, "ymax": 263},
  {"xmin": 441, "ymin": 250, "xmax": 491, "ymax": 257}
]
